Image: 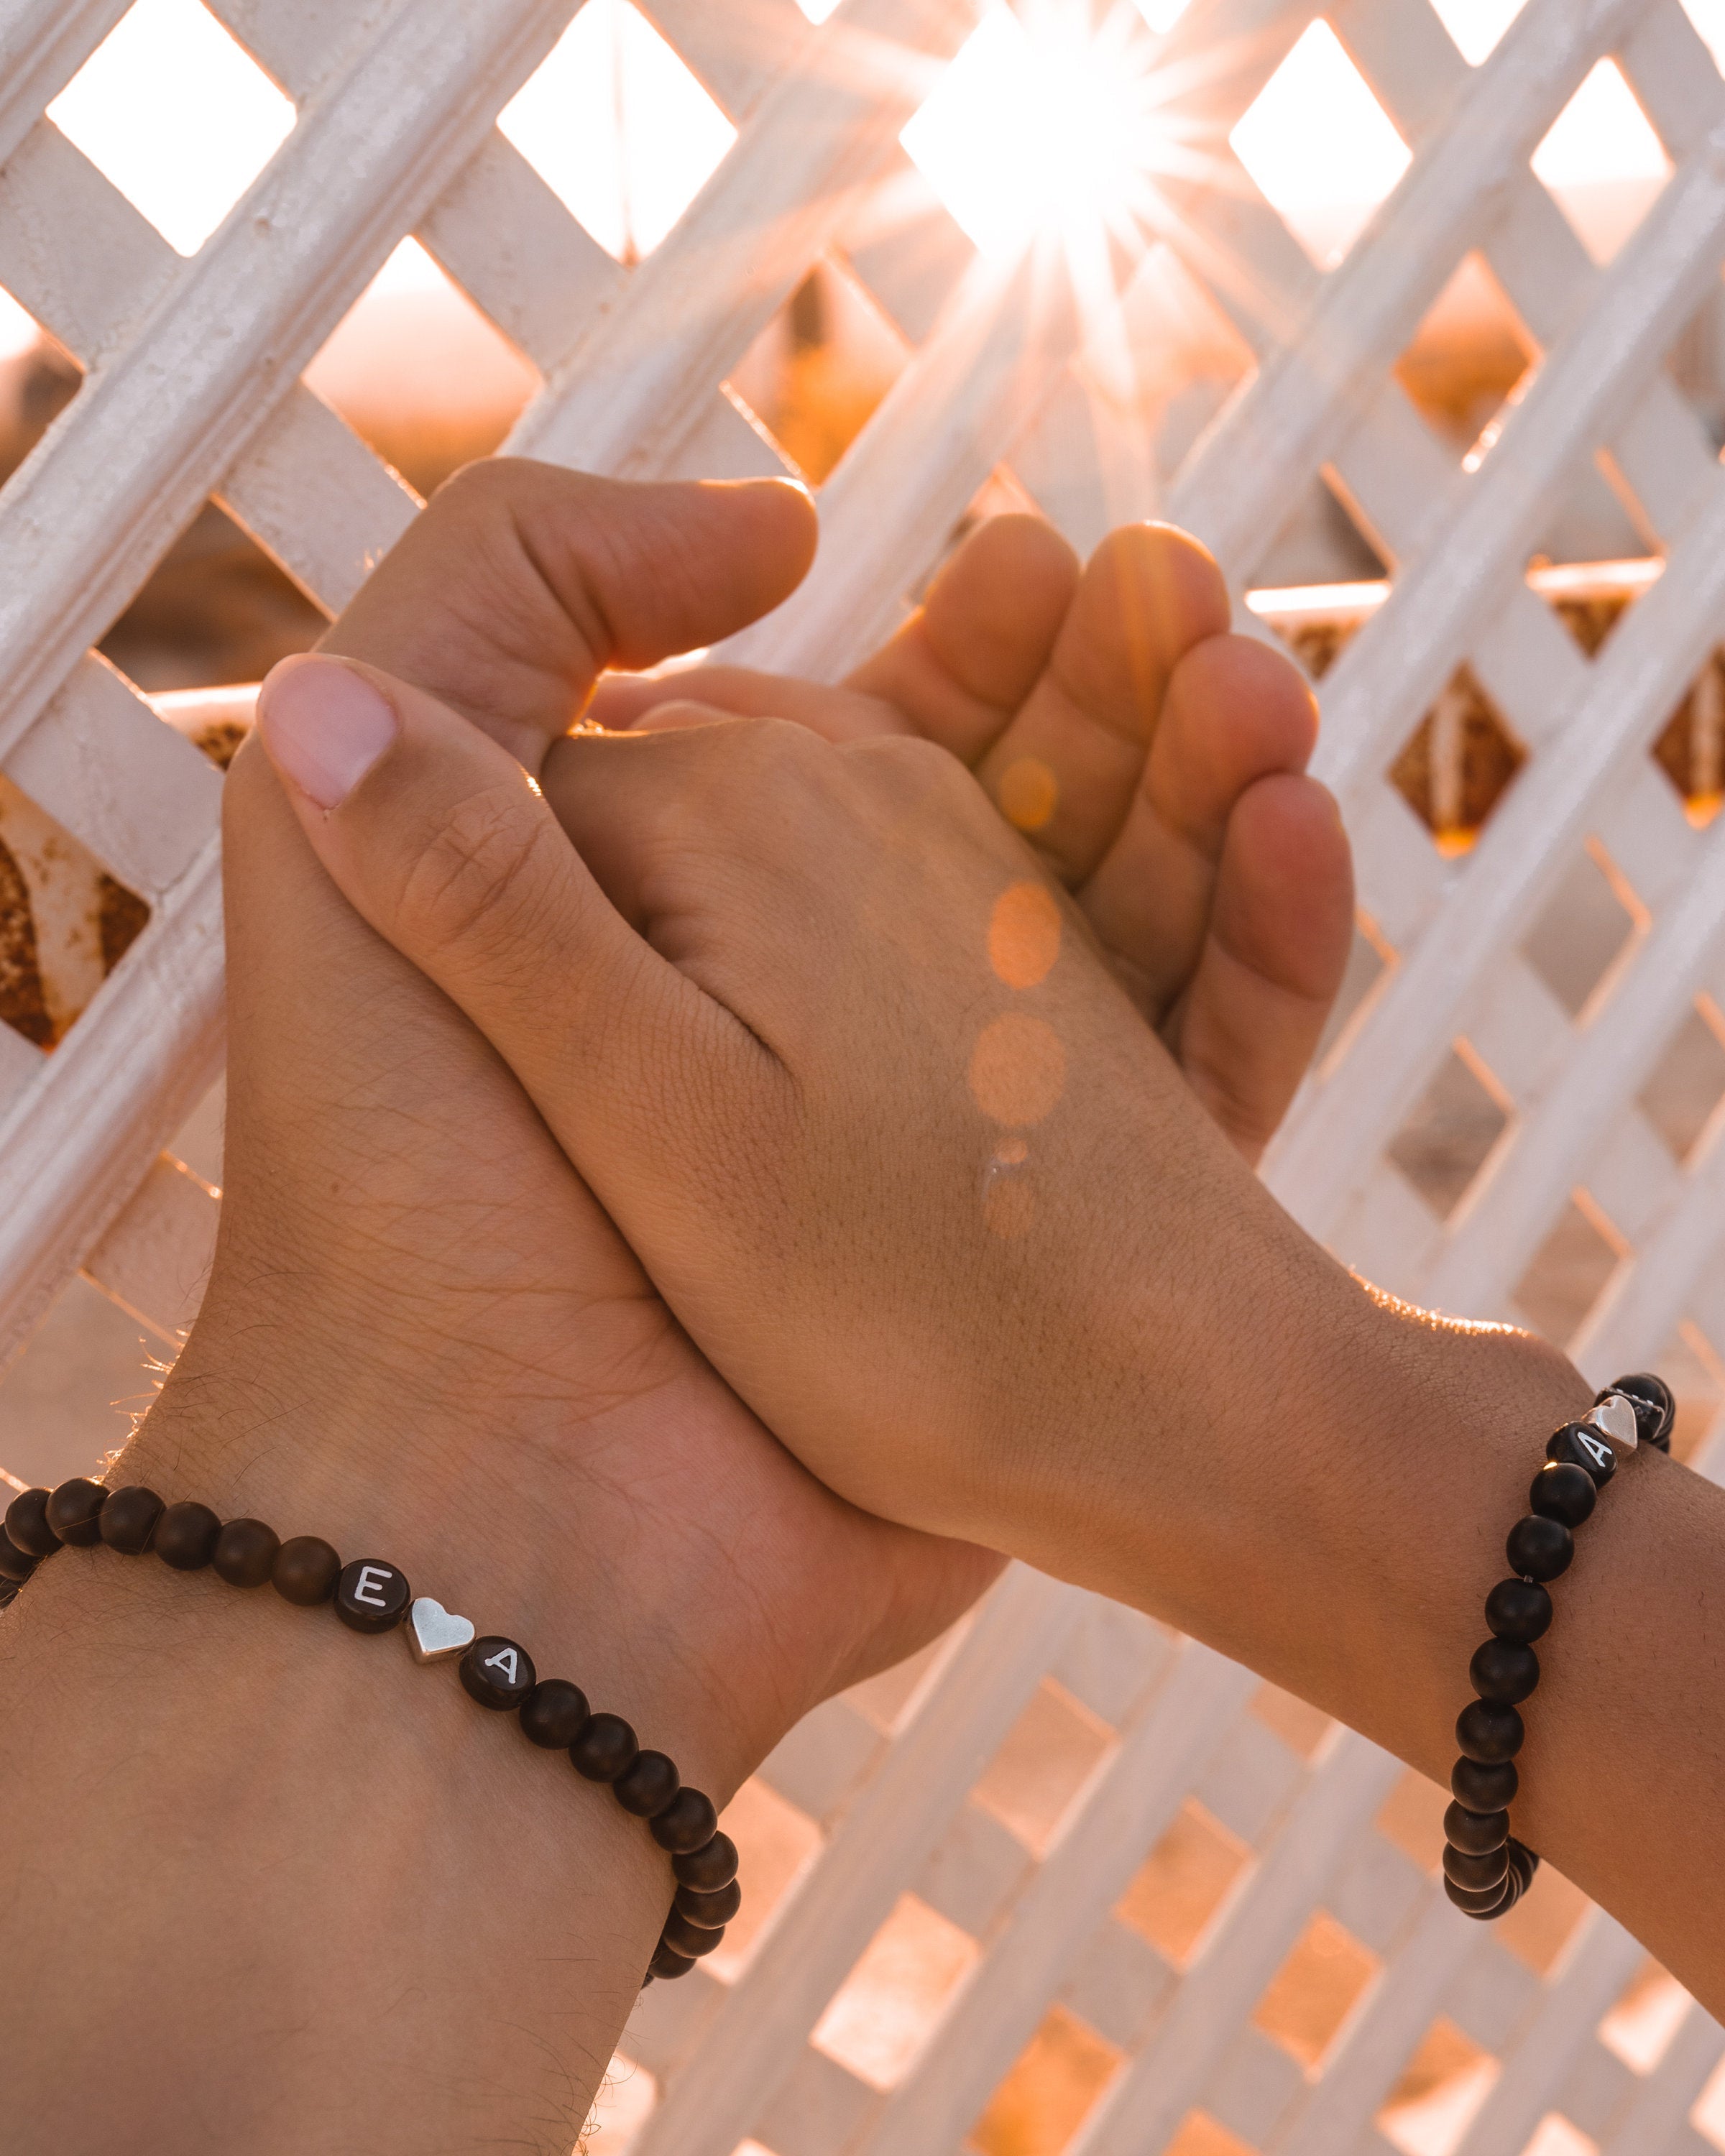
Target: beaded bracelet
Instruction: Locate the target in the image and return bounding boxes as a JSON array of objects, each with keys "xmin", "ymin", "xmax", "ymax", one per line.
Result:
[
  {"xmin": 1443, "ymin": 1370, "xmax": 1674, "ymax": 1922},
  {"xmin": 0, "ymin": 1478, "xmax": 734, "ymax": 1984}
]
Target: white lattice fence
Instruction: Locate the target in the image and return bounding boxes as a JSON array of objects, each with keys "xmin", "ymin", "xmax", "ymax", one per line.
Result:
[{"xmin": 2, "ymin": 0, "xmax": 1724, "ymax": 2151}]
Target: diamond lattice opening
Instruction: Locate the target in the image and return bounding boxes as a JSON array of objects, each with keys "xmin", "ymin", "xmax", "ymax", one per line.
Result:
[
  {"xmin": 0, "ymin": 292, "xmax": 81, "ymax": 499},
  {"xmin": 1258, "ymin": 467, "xmax": 1392, "ymax": 591},
  {"xmin": 1695, "ymin": 2040, "xmax": 1725, "ymax": 2150},
  {"xmin": 812, "ymin": 1892, "xmax": 978, "ymax": 2089},
  {"xmin": 1229, "ymin": 20, "xmax": 1411, "ymax": 269},
  {"xmin": 1512, "ymin": 1194, "xmax": 1624, "ymax": 1348},
  {"xmin": 1394, "ymin": 252, "xmax": 1538, "ymax": 467},
  {"xmin": 1251, "ymin": 1909, "xmax": 1379, "ymax": 2073},
  {"xmin": 1598, "ymin": 1957, "xmax": 1691, "ymax": 2075},
  {"xmin": 1389, "ymin": 1044, "xmax": 1512, "ymax": 1221},
  {"xmin": 0, "ymin": 773, "xmax": 150, "ymax": 1051},
  {"xmin": 304, "ymin": 239, "xmax": 540, "ymax": 498},
  {"xmin": 1639, "ymin": 999, "xmax": 1725, "ymax": 1164},
  {"xmin": 47, "ymin": 0, "xmax": 295, "ymax": 257},
  {"xmin": 1654, "ymin": 651, "xmax": 1725, "ymax": 824},
  {"xmin": 1389, "ymin": 666, "xmax": 1525, "ymax": 854},
  {"xmin": 100, "ymin": 501, "xmax": 326, "ymax": 693},
  {"xmin": 1376, "ymin": 2017, "xmax": 1498, "ymax": 2156},
  {"xmin": 1522, "ymin": 841, "xmax": 1646, "ymax": 1020},
  {"xmin": 1164, "ymin": 2115, "xmax": 1256, "ymax": 2156},
  {"xmin": 726, "ymin": 259, "xmax": 908, "ymax": 485},
  {"xmin": 1522, "ymin": 2117, "xmax": 1597, "ymax": 2156},
  {"xmin": 1375, "ymin": 1766, "xmax": 1449, "ymax": 1871},
  {"xmin": 970, "ymin": 2003, "xmax": 1121, "ymax": 2156},
  {"xmin": 973, "ymin": 1680, "xmax": 1113, "ymax": 1854},
  {"xmin": 500, "ymin": 0, "xmax": 736, "ymax": 264},
  {"xmin": 1430, "ymin": 0, "xmax": 1528, "ymax": 65},
  {"xmin": 1115, "ymin": 1798, "xmax": 1251, "ymax": 1966},
  {"xmin": 1248, "ymin": 578, "xmax": 1385, "ymax": 682},
  {"xmin": 1531, "ymin": 59, "xmax": 1671, "ymax": 267},
  {"xmin": 1534, "ymin": 555, "xmax": 1662, "ymax": 663}
]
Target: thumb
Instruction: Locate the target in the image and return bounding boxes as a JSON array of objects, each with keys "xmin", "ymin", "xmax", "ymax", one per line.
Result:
[{"xmin": 252, "ymin": 651, "xmax": 753, "ymax": 1167}]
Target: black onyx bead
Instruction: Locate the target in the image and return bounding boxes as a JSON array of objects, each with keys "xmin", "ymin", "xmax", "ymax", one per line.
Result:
[
  {"xmin": 648, "ymin": 1941, "xmax": 696, "ymax": 1981},
  {"xmin": 272, "ymin": 1535, "xmax": 340, "ymax": 1606},
  {"xmin": 1469, "ymin": 1637, "xmax": 1540, "ymax": 1705},
  {"xmin": 0, "ymin": 1536, "xmax": 38, "ymax": 1585},
  {"xmin": 1443, "ymin": 1801, "xmax": 1509, "ymax": 1856},
  {"xmin": 673, "ymin": 1833, "xmax": 739, "ymax": 1892},
  {"xmin": 571, "ymin": 1713, "xmax": 638, "ymax": 1783},
  {"xmin": 100, "ymin": 1485, "xmax": 164, "ymax": 1554},
  {"xmin": 661, "ymin": 1909, "xmax": 726, "ymax": 1958},
  {"xmin": 675, "ymin": 1879, "xmax": 742, "ymax": 1928},
  {"xmin": 1506, "ymin": 1514, "xmax": 1573, "ymax": 1583},
  {"xmin": 651, "ymin": 1788, "xmax": 719, "ymax": 1854},
  {"xmin": 1530, "ymin": 1460, "xmax": 1596, "ymax": 1529},
  {"xmin": 155, "ymin": 1500, "xmax": 221, "ymax": 1571},
  {"xmin": 1485, "ymin": 1577, "xmax": 1552, "ymax": 1645},
  {"xmin": 459, "ymin": 1636, "xmax": 536, "ymax": 1710},
  {"xmin": 334, "ymin": 1557, "xmax": 410, "ymax": 1634},
  {"xmin": 5, "ymin": 1488, "xmax": 59, "ymax": 1559},
  {"xmin": 1457, "ymin": 1699, "xmax": 1524, "ymax": 1762},
  {"xmin": 1443, "ymin": 1841, "xmax": 1509, "ymax": 1893},
  {"xmin": 615, "ymin": 1750, "xmax": 680, "ymax": 1818},
  {"xmin": 1614, "ymin": 1373, "xmax": 1675, "ymax": 1452},
  {"xmin": 520, "ymin": 1679, "xmax": 589, "ymax": 1749},
  {"xmin": 1451, "ymin": 1755, "xmax": 1518, "ymax": 1811},
  {"xmin": 212, "ymin": 1518, "xmax": 280, "ymax": 1588},
  {"xmin": 46, "ymin": 1478, "xmax": 107, "ymax": 1547},
  {"xmin": 1445, "ymin": 1871, "xmax": 1514, "ymax": 1919},
  {"xmin": 1547, "ymin": 1422, "xmax": 1616, "ymax": 1486}
]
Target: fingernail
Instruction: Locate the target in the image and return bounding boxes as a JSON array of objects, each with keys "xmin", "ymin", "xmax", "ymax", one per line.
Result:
[{"xmin": 258, "ymin": 655, "xmax": 398, "ymax": 808}]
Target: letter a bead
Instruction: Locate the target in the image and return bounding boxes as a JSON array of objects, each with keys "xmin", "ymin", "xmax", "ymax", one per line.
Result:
[{"xmin": 459, "ymin": 1635, "xmax": 537, "ymax": 1710}]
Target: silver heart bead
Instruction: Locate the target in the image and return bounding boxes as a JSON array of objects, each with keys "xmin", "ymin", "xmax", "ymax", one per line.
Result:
[
  {"xmin": 1586, "ymin": 1392, "xmax": 1639, "ymax": 1452},
  {"xmin": 408, "ymin": 1595, "xmax": 476, "ymax": 1663}
]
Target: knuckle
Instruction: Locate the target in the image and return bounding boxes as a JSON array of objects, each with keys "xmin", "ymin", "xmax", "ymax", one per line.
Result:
[{"xmin": 398, "ymin": 781, "xmax": 556, "ymax": 970}]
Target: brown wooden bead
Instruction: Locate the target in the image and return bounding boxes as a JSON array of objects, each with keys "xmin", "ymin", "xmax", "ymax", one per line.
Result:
[
  {"xmin": 661, "ymin": 1909, "xmax": 726, "ymax": 1958},
  {"xmin": 672, "ymin": 1833, "xmax": 739, "ymax": 1893},
  {"xmin": 272, "ymin": 1535, "xmax": 341, "ymax": 1606},
  {"xmin": 459, "ymin": 1636, "xmax": 536, "ymax": 1710},
  {"xmin": 1443, "ymin": 1841, "xmax": 1509, "ymax": 1893},
  {"xmin": 155, "ymin": 1500, "xmax": 221, "ymax": 1571},
  {"xmin": 648, "ymin": 1940, "xmax": 696, "ymax": 1981},
  {"xmin": 213, "ymin": 1518, "xmax": 280, "ymax": 1588},
  {"xmin": 674, "ymin": 1879, "xmax": 741, "ymax": 1928},
  {"xmin": 569, "ymin": 1713, "xmax": 638, "ymax": 1783},
  {"xmin": 100, "ymin": 1485, "xmax": 164, "ymax": 1554},
  {"xmin": 0, "ymin": 1536, "xmax": 38, "ymax": 1585},
  {"xmin": 650, "ymin": 1787, "xmax": 718, "ymax": 1854},
  {"xmin": 615, "ymin": 1749, "xmax": 679, "ymax": 1818},
  {"xmin": 5, "ymin": 1488, "xmax": 59, "ymax": 1559},
  {"xmin": 47, "ymin": 1478, "xmax": 107, "ymax": 1547},
  {"xmin": 520, "ymin": 1679, "xmax": 589, "ymax": 1749},
  {"xmin": 1456, "ymin": 1699, "xmax": 1523, "ymax": 1762},
  {"xmin": 334, "ymin": 1558, "xmax": 410, "ymax": 1634}
]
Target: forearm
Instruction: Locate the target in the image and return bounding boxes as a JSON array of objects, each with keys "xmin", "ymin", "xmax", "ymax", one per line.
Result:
[
  {"xmin": 1009, "ymin": 1209, "xmax": 1725, "ymax": 2011},
  {"xmin": 0, "ymin": 1375, "xmax": 757, "ymax": 2156}
]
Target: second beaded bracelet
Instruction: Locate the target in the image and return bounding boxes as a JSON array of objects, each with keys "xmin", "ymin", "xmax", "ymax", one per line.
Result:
[
  {"xmin": 1443, "ymin": 1370, "xmax": 1673, "ymax": 1922},
  {"xmin": 0, "ymin": 1477, "xmax": 733, "ymax": 1984}
]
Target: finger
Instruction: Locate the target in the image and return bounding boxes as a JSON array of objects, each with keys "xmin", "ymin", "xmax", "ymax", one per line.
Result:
[
  {"xmin": 587, "ymin": 664, "xmax": 903, "ymax": 742},
  {"xmin": 973, "ymin": 524, "xmax": 1230, "ymax": 883},
  {"xmin": 845, "ymin": 515, "xmax": 1080, "ymax": 763},
  {"xmin": 252, "ymin": 652, "xmax": 754, "ymax": 1169},
  {"xmin": 1082, "ymin": 633, "xmax": 1321, "ymax": 1015},
  {"xmin": 1167, "ymin": 773, "xmax": 1354, "ymax": 1165},
  {"xmin": 321, "ymin": 462, "xmax": 817, "ymax": 770}
]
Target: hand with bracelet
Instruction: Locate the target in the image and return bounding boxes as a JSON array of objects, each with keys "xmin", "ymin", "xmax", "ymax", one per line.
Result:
[
  {"xmin": 0, "ymin": 465, "xmax": 1351, "ymax": 2154},
  {"xmin": 219, "ymin": 544, "xmax": 1725, "ymax": 2021}
]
